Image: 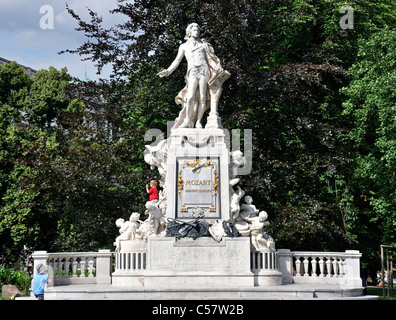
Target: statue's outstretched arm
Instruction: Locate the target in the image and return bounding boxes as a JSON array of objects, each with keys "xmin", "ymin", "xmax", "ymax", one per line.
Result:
[{"xmin": 158, "ymin": 44, "xmax": 185, "ymax": 77}]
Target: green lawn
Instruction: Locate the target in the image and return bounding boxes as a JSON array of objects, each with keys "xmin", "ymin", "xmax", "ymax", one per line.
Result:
[{"xmin": 366, "ymin": 286, "xmax": 396, "ymax": 300}]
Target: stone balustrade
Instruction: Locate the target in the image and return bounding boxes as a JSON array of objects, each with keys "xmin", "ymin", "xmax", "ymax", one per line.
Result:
[
  {"xmin": 277, "ymin": 249, "xmax": 362, "ymax": 287},
  {"xmin": 293, "ymin": 252, "xmax": 345, "ymax": 278},
  {"xmin": 250, "ymin": 250, "xmax": 278, "ymax": 272},
  {"xmin": 31, "ymin": 248, "xmax": 362, "ymax": 288},
  {"xmin": 31, "ymin": 250, "xmax": 113, "ymax": 286},
  {"xmin": 115, "ymin": 252, "xmax": 147, "ymax": 272}
]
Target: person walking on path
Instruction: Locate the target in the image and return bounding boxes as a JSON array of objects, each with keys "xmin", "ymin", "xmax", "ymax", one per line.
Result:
[{"xmin": 32, "ymin": 264, "xmax": 51, "ymax": 300}]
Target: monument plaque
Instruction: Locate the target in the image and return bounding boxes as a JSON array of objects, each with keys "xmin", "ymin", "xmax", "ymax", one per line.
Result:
[{"xmin": 176, "ymin": 157, "xmax": 221, "ymax": 219}]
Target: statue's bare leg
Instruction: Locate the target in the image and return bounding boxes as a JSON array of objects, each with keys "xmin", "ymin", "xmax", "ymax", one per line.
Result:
[
  {"xmin": 195, "ymin": 75, "xmax": 208, "ymax": 128},
  {"xmin": 180, "ymin": 76, "xmax": 199, "ymax": 128}
]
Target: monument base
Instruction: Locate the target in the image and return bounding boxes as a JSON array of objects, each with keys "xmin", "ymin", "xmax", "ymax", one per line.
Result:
[
  {"xmin": 112, "ymin": 237, "xmax": 282, "ymax": 288},
  {"xmin": 145, "ymin": 237, "xmax": 252, "ymax": 288}
]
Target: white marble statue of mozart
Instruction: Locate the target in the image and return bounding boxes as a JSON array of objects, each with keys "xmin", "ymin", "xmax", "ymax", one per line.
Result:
[{"xmin": 158, "ymin": 23, "xmax": 230, "ymax": 129}]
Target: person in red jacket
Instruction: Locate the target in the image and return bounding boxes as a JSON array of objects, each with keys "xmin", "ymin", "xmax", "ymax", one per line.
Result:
[{"xmin": 146, "ymin": 179, "xmax": 158, "ymax": 202}]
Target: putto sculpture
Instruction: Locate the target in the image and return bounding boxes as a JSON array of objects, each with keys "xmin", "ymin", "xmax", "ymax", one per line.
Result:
[{"xmin": 114, "ymin": 212, "xmax": 141, "ymax": 251}]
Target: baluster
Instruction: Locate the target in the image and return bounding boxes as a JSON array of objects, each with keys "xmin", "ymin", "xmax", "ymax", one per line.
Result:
[
  {"xmin": 121, "ymin": 253, "xmax": 126, "ymax": 271},
  {"xmin": 326, "ymin": 256, "xmax": 332, "ymax": 277},
  {"xmin": 332, "ymin": 257, "xmax": 339, "ymax": 277},
  {"xmin": 65, "ymin": 258, "xmax": 71, "ymax": 277},
  {"xmin": 59, "ymin": 258, "xmax": 64, "ymax": 276},
  {"xmin": 318, "ymin": 257, "xmax": 325, "ymax": 277},
  {"xmin": 118, "ymin": 253, "xmax": 121, "ymax": 271},
  {"xmin": 270, "ymin": 252, "xmax": 276, "ymax": 269},
  {"xmin": 87, "ymin": 257, "xmax": 94, "ymax": 277},
  {"xmin": 131, "ymin": 253, "xmax": 135, "ymax": 270},
  {"xmin": 311, "ymin": 257, "xmax": 318, "ymax": 277},
  {"xmin": 54, "ymin": 258, "xmax": 59, "ymax": 276},
  {"xmin": 72, "ymin": 257, "xmax": 78, "ymax": 277},
  {"xmin": 339, "ymin": 258, "xmax": 346, "ymax": 277},
  {"xmin": 138, "ymin": 253, "xmax": 142, "ymax": 269},
  {"xmin": 295, "ymin": 257, "xmax": 301, "ymax": 276},
  {"xmin": 80, "ymin": 257, "xmax": 86, "ymax": 277},
  {"xmin": 51, "ymin": 258, "xmax": 56, "ymax": 276},
  {"xmin": 50, "ymin": 258, "xmax": 55, "ymax": 276},
  {"xmin": 265, "ymin": 252, "xmax": 269, "ymax": 269},
  {"xmin": 303, "ymin": 257, "xmax": 309, "ymax": 277},
  {"xmin": 270, "ymin": 253, "xmax": 274, "ymax": 270},
  {"xmin": 48, "ymin": 258, "xmax": 54, "ymax": 275}
]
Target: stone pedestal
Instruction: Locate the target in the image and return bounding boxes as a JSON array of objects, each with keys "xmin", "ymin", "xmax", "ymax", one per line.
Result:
[
  {"xmin": 112, "ymin": 237, "xmax": 284, "ymax": 288},
  {"xmin": 341, "ymin": 250, "xmax": 363, "ymax": 288},
  {"xmin": 277, "ymin": 249, "xmax": 294, "ymax": 284},
  {"xmin": 112, "ymin": 242, "xmax": 147, "ymax": 287},
  {"xmin": 144, "ymin": 237, "xmax": 252, "ymax": 288},
  {"xmin": 251, "ymin": 249, "xmax": 283, "ymax": 286},
  {"xmin": 166, "ymin": 128, "xmax": 230, "ymax": 223},
  {"xmin": 96, "ymin": 249, "xmax": 113, "ymax": 284},
  {"xmin": 205, "ymin": 111, "xmax": 223, "ymax": 129}
]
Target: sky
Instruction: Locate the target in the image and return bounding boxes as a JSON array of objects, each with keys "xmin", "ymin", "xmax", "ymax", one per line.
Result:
[{"xmin": 0, "ymin": 0, "xmax": 126, "ymax": 81}]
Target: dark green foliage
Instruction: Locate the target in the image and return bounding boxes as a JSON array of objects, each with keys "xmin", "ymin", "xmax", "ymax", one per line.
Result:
[
  {"xmin": 0, "ymin": 64, "xmax": 147, "ymax": 262},
  {"xmin": 0, "ymin": 265, "xmax": 32, "ymax": 296}
]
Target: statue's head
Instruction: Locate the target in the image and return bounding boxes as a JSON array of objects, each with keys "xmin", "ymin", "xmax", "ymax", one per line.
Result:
[
  {"xmin": 115, "ymin": 218, "xmax": 124, "ymax": 227},
  {"xmin": 232, "ymin": 150, "xmax": 243, "ymax": 160},
  {"xmin": 244, "ymin": 195, "xmax": 253, "ymax": 204},
  {"xmin": 185, "ymin": 23, "xmax": 201, "ymax": 40},
  {"xmin": 145, "ymin": 200, "xmax": 155, "ymax": 209},
  {"xmin": 129, "ymin": 212, "xmax": 140, "ymax": 222},
  {"xmin": 258, "ymin": 211, "xmax": 268, "ymax": 222}
]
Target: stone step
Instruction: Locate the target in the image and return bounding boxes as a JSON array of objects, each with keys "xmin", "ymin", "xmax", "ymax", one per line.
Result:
[{"xmin": 33, "ymin": 283, "xmax": 377, "ymax": 300}]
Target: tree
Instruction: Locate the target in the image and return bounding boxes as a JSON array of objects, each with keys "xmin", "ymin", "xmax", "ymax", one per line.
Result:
[
  {"xmin": 0, "ymin": 62, "xmax": 34, "ymax": 262},
  {"xmin": 0, "ymin": 63, "xmax": 148, "ymax": 262},
  {"xmin": 342, "ymin": 29, "xmax": 396, "ymax": 246}
]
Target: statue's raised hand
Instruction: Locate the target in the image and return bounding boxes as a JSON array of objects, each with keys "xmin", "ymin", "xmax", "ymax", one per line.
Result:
[{"xmin": 157, "ymin": 69, "xmax": 170, "ymax": 77}]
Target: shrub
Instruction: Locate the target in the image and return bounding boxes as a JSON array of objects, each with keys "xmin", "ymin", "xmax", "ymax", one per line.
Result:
[{"xmin": 0, "ymin": 265, "xmax": 32, "ymax": 296}]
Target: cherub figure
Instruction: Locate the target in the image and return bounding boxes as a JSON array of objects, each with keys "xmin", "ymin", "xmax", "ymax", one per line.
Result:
[
  {"xmin": 145, "ymin": 200, "xmax": 165, "ymax": 236},
  {"xmin": 230, "ymin": 185, "xmax": 245, "ymax": 221},
  {"xmin": 229, "ymin": 150, "xmax": 246, "ymax": 187},
  {"xmin": 245, "ymin": 211, "xmax": 273, "ymax": 251},
  {"xmin": 239, "ymin": 196, "xmax": 259, "ymax": 221},
  {"xmin": 114, "ymin": 212, "xmax": 141, "ymax": 251},
  {"xmin": 135, "ymin": 219, "xmax": 155, "ymax": 242}
]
